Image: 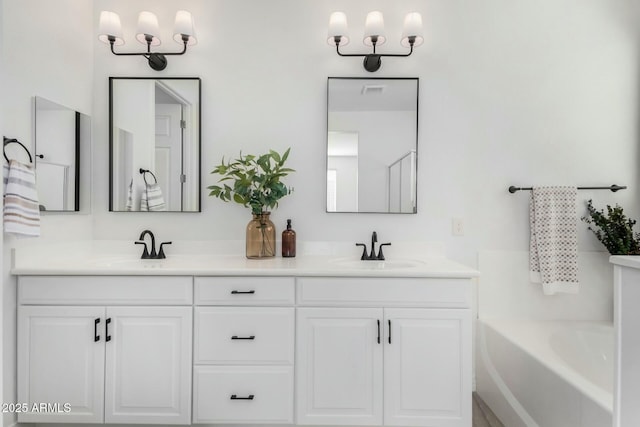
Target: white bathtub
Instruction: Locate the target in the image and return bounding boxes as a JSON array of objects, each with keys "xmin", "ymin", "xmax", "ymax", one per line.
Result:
[{"xmin": 476, "ymin": 319, "xmax": 613, "ymax": 427}]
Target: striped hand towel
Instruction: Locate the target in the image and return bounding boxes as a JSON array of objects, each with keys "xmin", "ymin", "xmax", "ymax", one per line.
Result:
[
  {"xmin": 140, "ymin": 183, "xmax": 166, "ymax": 211},
  {"xmin": 529, "ymin": 186, "xmax": 578, "ymax": 295},
  {"xmin": 3, "ymin": 160, "xmax": 40, "ymax": 237}
]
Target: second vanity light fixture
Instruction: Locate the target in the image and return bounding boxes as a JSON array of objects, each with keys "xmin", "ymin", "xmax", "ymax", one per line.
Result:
[
  {"xmin": 328, "ymin": 11, "xmax": 423, "ymax": 72},
  {"xmin": 98, "ymin": 10, "xmax": 197, "ymax": 71}
]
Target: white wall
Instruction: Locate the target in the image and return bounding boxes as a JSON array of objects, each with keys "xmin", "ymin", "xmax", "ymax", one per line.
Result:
[
  {"xmin": 1, "ymin": 1, "xmax": 94, "ymax": 425},
  {"xmin": 89, "ymin": 0, "xmax": 640, "ymax": 265}
]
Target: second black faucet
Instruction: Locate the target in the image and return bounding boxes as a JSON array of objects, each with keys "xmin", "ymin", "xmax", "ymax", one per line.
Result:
[
  {"xmin": 135, "ymin": 230, "xmax": 172, "ymax": 259},
  {"xmin": 356, "ymin": 231, "xmax": 391, "ymax": 261}
]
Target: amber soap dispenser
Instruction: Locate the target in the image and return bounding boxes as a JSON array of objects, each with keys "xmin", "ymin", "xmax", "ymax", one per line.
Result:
[{"xmin": 282, "ymin": 219, "xmax": 296, "ymax": 257}]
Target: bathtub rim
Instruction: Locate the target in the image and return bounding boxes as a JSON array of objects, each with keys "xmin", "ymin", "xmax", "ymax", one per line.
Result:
[{"xmin": 478, "ymin": 318, "xmax": 613, "ymax": 414}]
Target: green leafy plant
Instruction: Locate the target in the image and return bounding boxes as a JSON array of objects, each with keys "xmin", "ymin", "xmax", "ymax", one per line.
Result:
[
  {"xmin": 582, "ymin": 199, "xmax": 640, "ymax": 255},
  {"xmin": 208, "ymin": 148, "xmax": 294, "ymax": 215}
]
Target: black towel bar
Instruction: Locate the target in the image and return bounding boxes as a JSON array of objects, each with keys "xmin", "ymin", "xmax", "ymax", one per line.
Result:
[
  {"xmin": 508, "ymin": 185, "xmax": 626, "ymax": 194},
  {"xmin": 139, "ymin": 168, "xmax": 158, "ymax": 185}
]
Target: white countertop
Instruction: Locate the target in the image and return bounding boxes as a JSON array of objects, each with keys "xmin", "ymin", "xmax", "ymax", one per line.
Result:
[
  {"xmin": 609, "ymin": 255, "xmax": 640, "ymax": 270},
  {"xmin": 11, "ymin": 241, "xmax": 479, "ymax": 278}
]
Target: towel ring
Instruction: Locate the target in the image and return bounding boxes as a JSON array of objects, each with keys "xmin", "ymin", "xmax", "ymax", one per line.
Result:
[
  {"xmin": 139, "ymin": 168, "xmax": 158, "ymax": 185},
  {"xmin": 3, "ymin": 137, "xmax": 33, "ymax": 164}
]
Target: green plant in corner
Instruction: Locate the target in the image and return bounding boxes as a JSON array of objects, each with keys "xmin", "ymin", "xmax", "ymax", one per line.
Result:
[
  {"xmin": 208, "ymin": 148, "xmax": 294, "ymax": 214},
  {"xmin": 581, "ymin": 199, "xmax": 640, "ymax": 255}
]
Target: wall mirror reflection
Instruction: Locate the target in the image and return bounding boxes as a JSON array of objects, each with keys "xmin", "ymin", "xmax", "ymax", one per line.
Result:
[
  {"xmin": 34, "ymin": 96, "xmax": 91, "ymax": 212},
  {"xmin": 109, "ymin": 77, "xmax": 201, "ymax": 212},
  {"xmin": 327, "ymin": 77, "xmax": 418, "ymax": 213}
]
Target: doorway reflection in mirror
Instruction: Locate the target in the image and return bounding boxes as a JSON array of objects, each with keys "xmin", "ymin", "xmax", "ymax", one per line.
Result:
[{"xmin": 110, "ymin": 77, "xmax": 201, "ymax": 212}]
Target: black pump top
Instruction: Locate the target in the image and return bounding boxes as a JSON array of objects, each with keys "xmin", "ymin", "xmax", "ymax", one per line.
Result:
[{"xmin": 286, "ymin": 219, "xmax": 292, "ymax": 230}]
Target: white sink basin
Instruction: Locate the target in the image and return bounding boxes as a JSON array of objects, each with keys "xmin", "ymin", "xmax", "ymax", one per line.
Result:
[{"xmin": 331, "ymin": 258, "xmax": 425, "ymax": 270}]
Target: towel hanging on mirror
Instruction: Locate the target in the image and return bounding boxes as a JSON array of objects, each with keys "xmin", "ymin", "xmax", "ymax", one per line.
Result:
[{"xmin": 140, "ymin": 182, "xmax": 166, "ymax": 211}]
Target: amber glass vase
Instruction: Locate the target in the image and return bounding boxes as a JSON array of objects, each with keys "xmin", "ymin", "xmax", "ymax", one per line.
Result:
[{"xmin": 246, "ymin": 212, "xmax": 276, "ymax": 259}]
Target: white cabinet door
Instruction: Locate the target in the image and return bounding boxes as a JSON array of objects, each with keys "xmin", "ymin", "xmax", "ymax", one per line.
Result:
[
  {"xmin": 17, "ymin": 306, "xmax": 105, "ymax": 423},
  {"xmin": 104, "ymin": 306, "xmax": 192, "ymax": 424},
  {"xmin": 296, "ymin": 308, "xmax": 383, "ymax": 425},
  {"xmin": 384, "ymin": 308, "xmax": 471, "ymax": 427}
]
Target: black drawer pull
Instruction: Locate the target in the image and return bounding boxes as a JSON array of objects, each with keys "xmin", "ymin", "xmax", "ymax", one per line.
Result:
[
  {"xmin": 231, "ymin": 335, "xmax": 256, "ymax": 340},
  {"xmin": 377, "ymin": 319, "xmax": 380, "ymax": 344},
  {"xmin": 94, "ymin": 318, "xmax": 101, "ymax": 342},
  {"xmin": 230, "ymin": 394, "xmax": 254, "ymax": 400},
  {"xmin": 231, "ymin": 290, "xmax": 255, "ymax": 295},
  {"xmin": 388, "ymin": 319, "xmax": 392, "ymax": 344}
]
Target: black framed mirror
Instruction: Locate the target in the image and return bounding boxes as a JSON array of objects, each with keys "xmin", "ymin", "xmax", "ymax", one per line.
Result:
[
  {"xmin": 327, "ymin": 77, "xmax": 418, "ymax": 214},
  {"xmin": 109, "ymin": 77, "xmax": 201, "ymax": 212}
]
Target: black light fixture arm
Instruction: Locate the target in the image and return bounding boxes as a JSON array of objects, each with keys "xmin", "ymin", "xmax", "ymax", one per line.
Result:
[
  {"xmin": 334, "ymin": 35, "xmax": 416, "ymax": 72},
  {"xmin": 107, "ymin": 34, "xmax": 189, "ymax": 71}
]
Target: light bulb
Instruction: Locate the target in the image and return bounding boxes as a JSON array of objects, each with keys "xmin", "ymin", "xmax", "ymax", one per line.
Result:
[
  {"xmin": 364, "ymin": 11, "xmax": 386, "ymax": 46},
  {"xmin": 173, "ymin": 10, "xmax": 197, "ymax": 45},
  {"xmin": 98, "ymin": 11, "xmax": 124, "ymax": 46},
  {"xmin": 327, "ymin": 11, "xmax": 349, "ymax": 46},
  {"xmin": 401, "ymin": 12, "xmax": 424, "ymax": 47},
  {"xmin": 136, "ymin": 11, "xmax": 161, "ymax": 46}
]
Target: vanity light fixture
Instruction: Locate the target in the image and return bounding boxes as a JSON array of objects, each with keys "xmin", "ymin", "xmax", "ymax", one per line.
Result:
[
  {"xmin": 328, "ymin": 11, "xmax": 423, "ymax": 72},
  {"xmin": 98, "ymin": 10, "xmax": 197, "ymax": 71}
]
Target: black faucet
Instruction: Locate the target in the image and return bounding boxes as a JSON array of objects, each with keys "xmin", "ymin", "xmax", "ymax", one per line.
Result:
[
  {"xmin": 135, "ymin": 230, "xmax": 172, "ymax": 259},
  {"xmin": 370, "ymin": 231, "xmax": 378, "ymax": 260},
  {"xmin": 356, "ymin": 231, "xmax": 391, "ymax": 261}
]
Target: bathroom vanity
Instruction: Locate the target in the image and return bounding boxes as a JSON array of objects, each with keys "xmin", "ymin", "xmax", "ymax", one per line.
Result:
[{"xmin": 13, "ymin": 252, "xmax": 478, "ymax": 427}]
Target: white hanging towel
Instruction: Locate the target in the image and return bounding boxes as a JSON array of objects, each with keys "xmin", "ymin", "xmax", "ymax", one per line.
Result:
[
  {"xmin": 140, "ymin": 182, "xmax": 166, "ymax": 211},
  {"xmin": 529, "ymin": 186, "xmax": 578, "ymax": 295},
  {"xmin": 3, "ymin": 160, "xmax": 40, "ymax": 237}
]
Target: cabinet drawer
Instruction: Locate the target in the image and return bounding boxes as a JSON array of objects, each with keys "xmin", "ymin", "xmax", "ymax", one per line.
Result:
[
  {"xmin": 193, "ymin": 365, "xmax": 293, "ymax": 424},
  {"xmin": 195, "ymin": 277, "xmax": 294, "ymax": 305},
  {"xmin": 18, "ymin": 276, "xmax": 193, "ymax": 305},
  {"xmin": 195, "ymin": 307, "xmax": 294, "ymax": 364},
  {"xmin": 297, "ymin": 277, "xmax": 471, "ymax": 308}
]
